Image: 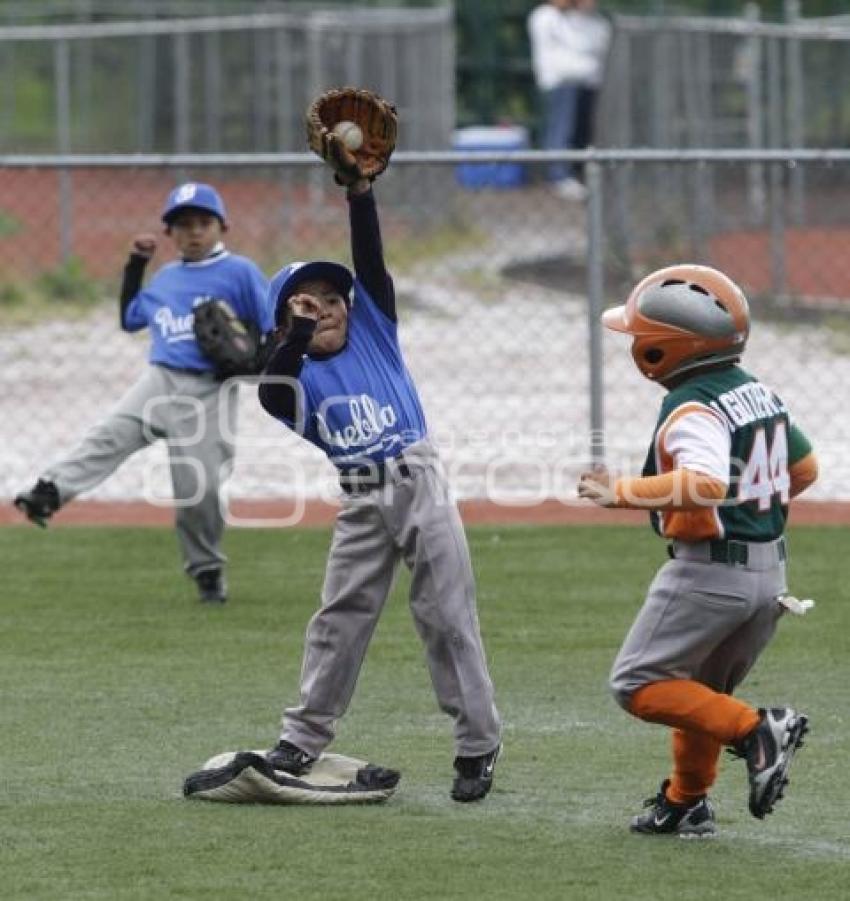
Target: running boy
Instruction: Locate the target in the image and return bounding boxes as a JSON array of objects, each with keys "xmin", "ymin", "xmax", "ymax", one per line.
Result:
[
  {"xmin": 578, "ymin": 264, "xmax": 818, "ymax": 836},
  {"xmin": 14, "ymin": 183, "xmax": 272, "ymax": 603},
  {"xmin": 258, "ymin": 171, "xmax": 502, "ymax": 802}
]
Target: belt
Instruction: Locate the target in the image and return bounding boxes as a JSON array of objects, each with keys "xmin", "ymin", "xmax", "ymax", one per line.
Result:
[
  {"xmin": 156, "ymin": 363, "xmax": 211, "ymax": 377},
  {"xmin": 338, "ymin": 454, "xmax": 413, "ymax": 494},
  {"xmin": 668, "ymin": 537, "xmax": 787, "ymax": 569}
]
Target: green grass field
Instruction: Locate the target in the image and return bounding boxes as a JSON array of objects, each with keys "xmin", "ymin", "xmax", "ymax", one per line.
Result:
[{"xmin": 1, "ymin": 524, "xmax": 848, "ymax": 900}]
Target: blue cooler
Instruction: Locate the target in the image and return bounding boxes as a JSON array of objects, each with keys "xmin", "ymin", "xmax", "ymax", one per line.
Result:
[{"xmin": 452, "ymin": 125, "xmax": 529, "ymax": 189}]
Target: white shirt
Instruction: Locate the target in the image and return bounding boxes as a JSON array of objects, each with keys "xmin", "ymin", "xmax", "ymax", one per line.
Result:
[
  {"xmin": 528, "ymin": 4, "xmax": 608, "ymax": 90},
  {"xmin": 565, "ymin": 10, "xmax": 613, "ymax": 88}
]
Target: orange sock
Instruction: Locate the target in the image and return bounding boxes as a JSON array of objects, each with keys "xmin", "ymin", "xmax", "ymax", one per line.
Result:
[
  {"xmin": 666, "ymin": 729, "xmax": 721, "ymax": 805},
  {"xmin": 629, "ymin": 679, "xmax": 760, "ymax": 745}
]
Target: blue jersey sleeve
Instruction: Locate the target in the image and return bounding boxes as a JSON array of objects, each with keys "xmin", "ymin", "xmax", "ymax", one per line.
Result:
[
  {"xmin": 122, "ymin": 288, "xmax": 152, "ymax": 332},
  {"xmin": 241, "ymin": 260, "xmax": 273, "ymax": 332},
  {"xmin": 350, "ymin": 281, "xmax": 402, "ymax": 365}
]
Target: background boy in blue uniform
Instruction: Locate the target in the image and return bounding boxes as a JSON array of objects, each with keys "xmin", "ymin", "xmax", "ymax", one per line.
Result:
[
  {"xmin": 14, "ymin": 183, "xmax": 271, "ymax": 604},
  {"xmin": 258, "ymin": 172, "xmax": 502, "ymax": 802},
  {"xmin": 578, "ymin": 264, "xmax": 818, "ymax": 836}
]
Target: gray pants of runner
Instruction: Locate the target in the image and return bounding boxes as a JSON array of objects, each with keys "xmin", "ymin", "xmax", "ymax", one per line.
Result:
[
  {"xmin": 610, "ymin": 538, "xmax": 788, "ymax": 709},
  {"xmin": 281, "ymin": 440, "xmax": 502, "ymax": 759},
  {"xmin": 43, "ymin": 364, "xmax": 236, "ymax": 577}
]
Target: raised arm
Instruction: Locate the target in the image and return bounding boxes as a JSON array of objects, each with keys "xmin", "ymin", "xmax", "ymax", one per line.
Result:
[
  {"xmin": 119, "ymin": 234, "xmax": 156, "ymax": 330},
  {"xmin": 347, "ymin": 181, "xmax": 396, "ymax": 321}
]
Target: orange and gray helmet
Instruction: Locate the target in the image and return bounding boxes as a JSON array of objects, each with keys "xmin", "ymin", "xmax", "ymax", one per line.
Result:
[{"xmin": 602, "ymin": 264, "xmax": 750, "ymax": 383}]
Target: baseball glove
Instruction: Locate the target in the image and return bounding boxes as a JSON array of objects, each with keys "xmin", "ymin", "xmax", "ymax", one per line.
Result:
[
  {"xmin": 306, "ymin": 87, "xmax": 398, "ymax": 185},
  {"xmin": 193, "ymin": 298, "xmax": 268, "ymax": 379}
]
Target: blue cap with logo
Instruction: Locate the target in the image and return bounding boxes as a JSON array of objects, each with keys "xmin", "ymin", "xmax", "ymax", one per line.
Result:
[
  {"xmin": 161, "ymin": 182, "xmax": 227, "ymax": 225},
  {"xmin": 269, "ymin": 261, "xmax": 354, "ymax": 324}
]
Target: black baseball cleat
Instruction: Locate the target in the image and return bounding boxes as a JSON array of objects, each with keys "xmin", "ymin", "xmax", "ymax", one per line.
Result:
[
  {"xmin": 196, "ymin": 568, "xmax": 227, "ymax": 603},
  {"xmin": 14, "ymin": 479, "xmax": 60, "ymax": 528},
  {"xmin": 267, "ymin": 739, "xmax": 317, "ymax": 776},
  {"xmin": 630, "ymin": 779, "xmax": 716, "ymax": 838},
  {"xmin": 451, "ymin": 744, "xmax": 500, "ymax": 802},
  {"xmin": 734, "ymin": 707, "xmax": 809, "ymax": 819}
]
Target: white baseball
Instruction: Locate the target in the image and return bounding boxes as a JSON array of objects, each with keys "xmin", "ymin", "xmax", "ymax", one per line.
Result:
[{"xmin": 333, "ymin": 120, "xmax": 363, "ymax": 151}]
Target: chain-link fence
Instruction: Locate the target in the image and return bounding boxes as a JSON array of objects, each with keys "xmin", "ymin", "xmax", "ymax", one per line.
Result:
[
  {"xmin": 600, "ymin": 3, "xmax": 850, "ymax": 151},
  {"xmin": 1, "ymin": 151, "xmax": 848, "ymax": 506},
  {"xmin": 0, "ymin": 6, "xmax": 454, "ymax": 155},
  {"xmin": 10, "ymin": 4, "xmax": 850, "ymax": 159}
]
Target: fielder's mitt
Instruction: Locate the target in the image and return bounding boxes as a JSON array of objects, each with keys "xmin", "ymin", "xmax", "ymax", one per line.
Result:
[
  {"xmin": 193, "ymin": 298, "xmax": 267, "ymax": 379},
  {"xmin": 306, "ymin": 87, "xmax": 397, "ymax": 185}
]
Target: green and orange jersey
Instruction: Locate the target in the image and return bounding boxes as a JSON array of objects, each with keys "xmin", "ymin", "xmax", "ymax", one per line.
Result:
[{"xmin": 634, "ymin": 365, "xmax": 814, "ymax": 542}]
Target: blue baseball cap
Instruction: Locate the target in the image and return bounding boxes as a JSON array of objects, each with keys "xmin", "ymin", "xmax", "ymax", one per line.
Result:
[
  {"xmin": 269, "ymin": 261, "xmax": 354, "ymax": 324},
  {"xmin": 161, "ymin": 182, "xmax": 227, "ymax": 225}
]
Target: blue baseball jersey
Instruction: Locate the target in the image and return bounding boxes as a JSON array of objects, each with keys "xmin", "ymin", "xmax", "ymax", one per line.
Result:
[
  {"xmin": 123, "ymin": 251, "xmax": 271, "ymax": 371},
  {"xmin": 295, "ymin": 282, "xmax": 428, "ymax": 466}
]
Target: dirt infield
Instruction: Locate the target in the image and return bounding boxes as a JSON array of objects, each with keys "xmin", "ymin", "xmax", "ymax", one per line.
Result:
[{"xmin": 2, "ymin": 498, "xmax": 848, "ymax": 528}]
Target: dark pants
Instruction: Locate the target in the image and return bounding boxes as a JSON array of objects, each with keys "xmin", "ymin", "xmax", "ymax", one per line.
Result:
[
  {"xmin": 542, "ymin": 81, "xmax": 581, "ymax": 182},
  {"xmin": 572, "ymin": 86, "xmax": 599, "ymax": 181}
]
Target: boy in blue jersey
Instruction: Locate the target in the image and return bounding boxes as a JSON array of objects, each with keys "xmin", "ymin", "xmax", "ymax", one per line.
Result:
[
  {"xmin": 258, "ymin": 172, "xmax": 502, "ymax": 802},
  {"xmin": 14, "ymin": 183, "xmax": 272, "ymax": 603},
  {"xmin": 578, "ymin": 264, "xmax": 817, "ymax": 836}
]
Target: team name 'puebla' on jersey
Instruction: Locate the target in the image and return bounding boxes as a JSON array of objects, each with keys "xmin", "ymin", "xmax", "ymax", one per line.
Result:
[
  {"xmin": 642, "ymin": 365, "xmax": 812, "ymax": 542},
  {"xmin": 294, "ymin": 281, "xmax": 428, "ymax": 467},
  {"xmin": 122, "ymin": 252, "xmax": 272, "ymax": 371}
]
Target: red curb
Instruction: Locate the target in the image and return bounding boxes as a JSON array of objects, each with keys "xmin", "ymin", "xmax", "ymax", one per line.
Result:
[{"xmin": 2, "ymin": 498, "xmax": 847, "ymax": 527}]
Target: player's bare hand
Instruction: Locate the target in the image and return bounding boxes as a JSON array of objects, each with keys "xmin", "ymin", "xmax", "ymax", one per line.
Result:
[
  {"xmin": 577, "ymin": 466, "xmax": 619, "ymax": 507},
  {"xmin": 288, "ymin": 293, "xmax": 321, "ymax": 321},
  {"xmin": 131, "ymin": 233, "xmax": 158, "ymax": 258}
]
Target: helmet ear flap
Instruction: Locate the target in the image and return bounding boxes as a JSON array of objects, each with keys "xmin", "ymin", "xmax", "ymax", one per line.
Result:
[{"xmin": 630, "ymin": 340, "xmax": 667, "ymax": 380}]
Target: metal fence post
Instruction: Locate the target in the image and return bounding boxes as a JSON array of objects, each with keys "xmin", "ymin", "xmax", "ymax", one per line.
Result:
[
  {"xmin": 610, "ymin": 28, "xmax": 633, "ymax": 275},
  {"xmin": 0, "ymin": 40, "xmax": 15, "ymax": 153},
  {"xmin": 204, "ymin": 26, "xmax": 221, "ymax": 152},
  {"xmin": 137, "ymin": 35, "xmax": 156, "ymax": 151},
  {"xmin": 54, "ymin": 37, "xmax": 73, "ymax": 264},
  {"xmin": 275, "ymin": 25, "xmax": 294, "ymax": 241},
  {"xmin": 785, "ymin": 0, "xmax": 805, "ymax": 225},
  {"xmin": 173, "ymin": 31, "xmax": 190, "ymax": 155},
  {"xmin": 744, "ymin": 3, "xmax": 766, "ymax": 226},
  {"xmin": 253, "ymin": 27, "xmax": 272, "ymax": 151},
  {"xmin": 586, "ymin": 159, "xmax": 606, "ymax": 465},
  {"xmin": 767, "ymin": 37, "xmax": 787, "ymax": 298}
]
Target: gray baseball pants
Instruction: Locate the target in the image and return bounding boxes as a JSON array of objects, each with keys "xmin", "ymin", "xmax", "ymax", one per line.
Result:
[
  {"xmin": 42, "ymin": 364, "xmax": 236, "ymax": 577},
  {"xmin": 609, "ymin": 538, "xmax": 788, "ymax": 708},
  {"xmin": 281, "ymin": 440, "xmax": 502, "ymax": 758}
]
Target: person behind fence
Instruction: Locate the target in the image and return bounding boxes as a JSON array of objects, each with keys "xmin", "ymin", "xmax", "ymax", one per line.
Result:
[
  {"xmin": 528, "ymin": 0, "xmax": 609, "ymax": 199},
  {"xmin": 256, "ymin": 167, "xmax": 502, "ymax": 803},
  {"xmin": 569, "ymin": 0, "xmax": 612, "ymax": 182},
  {"xmin": 13, "ymin": 182, "xmax": 272, "ymax": 604},
  {"xmin": 577, "ymin": 264, "xmax": 818, "ymax": 837}
]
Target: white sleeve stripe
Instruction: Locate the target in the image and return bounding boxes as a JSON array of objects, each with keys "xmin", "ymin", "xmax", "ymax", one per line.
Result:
[{"xmin": 656, "ymin": 401, "xmax": 726, "ymax": 438}]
